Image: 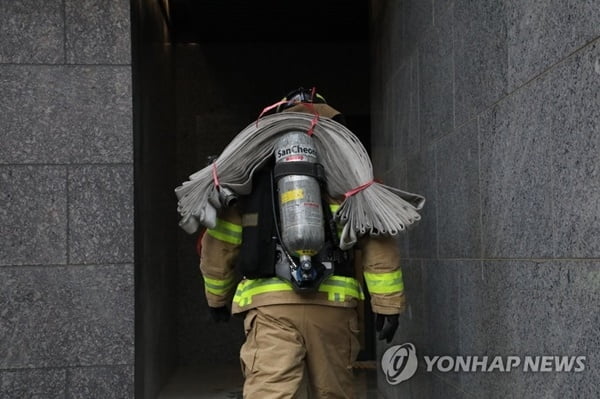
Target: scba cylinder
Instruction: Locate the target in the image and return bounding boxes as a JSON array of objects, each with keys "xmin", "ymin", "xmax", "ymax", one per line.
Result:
[{"xmin": 274, "ymin": 131, "xmax": 324, "ymax": 268}]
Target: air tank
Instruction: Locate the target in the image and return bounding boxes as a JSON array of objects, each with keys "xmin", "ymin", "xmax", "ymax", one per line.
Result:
[{"xmin": 274, "ymin": 131, "xmax": 324, "ymax": 272}]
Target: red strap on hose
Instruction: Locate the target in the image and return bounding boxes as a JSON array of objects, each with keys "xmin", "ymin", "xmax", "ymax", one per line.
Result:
[
  {"xmin": 300, "ymin": 101, "xmax": 320, "ymax": 136},
  {"xmin": 257, "ymin": 99, "xmax": 290, "ymax": 125},
  {"xmin": 212, "ymin": 161, "xmax": 220, "ymax": 190},
  {"xmin": 256, "ymin": 99, "xmax": 320, "ymax": 136},
  {"xmin": 344, "ymin": 180, "xmax": 374, "ymax": 198}
]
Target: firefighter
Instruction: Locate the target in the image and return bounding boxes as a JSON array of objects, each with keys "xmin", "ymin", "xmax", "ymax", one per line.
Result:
[{"xmin": 198, "ymin": 88, "xmax": 406, "ymax": 398}]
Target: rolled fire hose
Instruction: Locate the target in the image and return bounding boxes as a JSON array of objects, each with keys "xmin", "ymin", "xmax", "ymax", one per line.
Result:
[{"xmin": 175, "ymin": 112, "xmax": 425, "ymax": 249}]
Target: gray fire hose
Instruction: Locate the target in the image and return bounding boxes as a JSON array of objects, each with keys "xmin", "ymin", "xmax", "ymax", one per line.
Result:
[{"xmin": 175, "ymin": 112, "xmax": 425, "ymax": 249}]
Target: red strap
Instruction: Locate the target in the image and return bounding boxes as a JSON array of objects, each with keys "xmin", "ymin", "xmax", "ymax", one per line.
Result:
[
  {"xmin": 344, "ymin": 180, "xmax": 374, "ymax": 198},
  {"xmin": 257, "ymin": 99, "xmax": 290, "ymax": 125},
  {"xmin": 256, "ymin": 99, "xmax": 321, "ymax": 136},
  {"xmin": 212, "ymin": 161, "xmax": 220, "ymax": 190}
]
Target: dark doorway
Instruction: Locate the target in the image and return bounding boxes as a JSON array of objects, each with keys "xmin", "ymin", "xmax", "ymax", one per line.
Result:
[{"xmin": 132, "ymin": 1, "xmax": 372, "ymax": 397}]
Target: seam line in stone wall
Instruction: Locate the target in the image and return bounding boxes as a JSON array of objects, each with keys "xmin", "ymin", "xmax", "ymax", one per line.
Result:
[
  {"xmin": 415, "ymin": 47, "xmax": 421, "ymax": 155},
  {"xmin": 0, "ymin": 263, "xmax": 134, "ymax": 269},
  {"xmin": 417, "ymin": 35, "xmax": 600, "ymax": 155},
  {"xmin": 64, "ymin": 63, "xmax": 133, "ymax": 67},
  {"xmin": 550, "ymin": 96, "xmax": 557, "ymax": 259},
  {"xmin": 66, "ymin": 166, "xmax": 70, "ymax": 265},
  {"xmin": 0, "ymin": 63, "xmax": 132, "ymax": 67},
  {"xmin": 0, "ymin": 363, "xmax": 133, "ymax": 373},
  {"xmin": 506, "ymin": 35, "xmax": 600, "ymax": 101},
  {"xmin": 450, "ymin": 4, "xmax": 456, "ymax": 134},
  {"xmin": 64, "ymin": 366, "xmax": 70, "ymax": 399},
  {"xmin": 405, "ymin": 257, "xmax": 600, "ymax": 262},
  {"xmin": 476, "ymin": 116, "xmax": 484, "ymax": 260},
  {"xmin": 0, "ymin": 163, "xmax": 133, "ymax": 167},
  {"xmin": 434, "ymin": 139, "xmax": 440, "ymax": 260},
  {"xmin": 62, "ymin": 0, "xmax": 67, "ymax": 65}
]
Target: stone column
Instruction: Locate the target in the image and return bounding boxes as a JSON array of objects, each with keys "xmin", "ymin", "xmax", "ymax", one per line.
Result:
[{"xmin": 0, "ymin": 0, "xmax": 134, "ymax": 397}]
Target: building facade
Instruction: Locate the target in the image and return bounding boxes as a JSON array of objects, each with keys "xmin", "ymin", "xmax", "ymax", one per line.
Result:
[{"xmin": 1, "ymin": 0, "xmax": 598, "ymax": 398}]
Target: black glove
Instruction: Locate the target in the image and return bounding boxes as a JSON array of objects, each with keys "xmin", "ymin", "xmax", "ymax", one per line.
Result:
[
  {"xmin": 209, "ymin": 306, "xmax": 231, "ymax": 323},
  {"xmin": 375, "ymin": 313, "xmax": 399, "ymax": 343}
]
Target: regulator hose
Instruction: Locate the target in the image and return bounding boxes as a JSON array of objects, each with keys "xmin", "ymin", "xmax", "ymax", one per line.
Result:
[{"xmin": 175, "ymin": 112, "xmax": 425, "ymax": 249}]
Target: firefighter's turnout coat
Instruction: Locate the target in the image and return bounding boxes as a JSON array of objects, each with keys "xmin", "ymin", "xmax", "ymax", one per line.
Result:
[
  {"xmin": 200, "ymin": 203, "xmax": 406, "ymax": 316},
  {"xmin": 200, "ymin": 101, "xmax": 406, "ymax": 317}
]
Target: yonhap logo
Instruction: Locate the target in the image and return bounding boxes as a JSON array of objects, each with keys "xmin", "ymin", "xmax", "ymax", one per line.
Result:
[
  {"xmin": 381, "ymin": 343, "xmax": 419, "ymax": 385},
  {"xmin": 381, "ymin": 342, "xmax": 587, "ymax": 385}
]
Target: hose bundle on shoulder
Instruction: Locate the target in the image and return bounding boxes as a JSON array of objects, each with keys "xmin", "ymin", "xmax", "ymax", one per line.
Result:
[{"xmin": 175, "ymin": 112, "xmax": 425, "ymax": 249}]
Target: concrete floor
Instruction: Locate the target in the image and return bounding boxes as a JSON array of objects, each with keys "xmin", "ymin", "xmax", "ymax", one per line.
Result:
[{"xmin": 158, "ymin": 363, "xmax": 380, "ymax": 398}]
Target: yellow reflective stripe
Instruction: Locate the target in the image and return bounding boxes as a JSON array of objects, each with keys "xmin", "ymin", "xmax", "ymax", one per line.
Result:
[
  {"xmin": 233, "ymin": 278, "xmax": 293, "ymax": 307},
  {"xmin": 363, "ymin": 270, "xmax": 404, "ymax": 294},
  {"xmin": 233, "ymin": 276, "xmax": 364, "ymax": 307},
  {"xmin": 206, "ymin": 218, "xmax": 242, "ymax": 245},
  {"xmin": 203, "ymin": 276, "xmax": 235, "ymax": 295},
  {"xmin": 318, "ymin": 276, "xmax": 365, "ymax": 302}
]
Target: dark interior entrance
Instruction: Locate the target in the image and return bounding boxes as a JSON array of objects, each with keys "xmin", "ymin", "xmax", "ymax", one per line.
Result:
[{"xmin": 132, "ymin": 1, "xmax": 372, "ymax": 397}]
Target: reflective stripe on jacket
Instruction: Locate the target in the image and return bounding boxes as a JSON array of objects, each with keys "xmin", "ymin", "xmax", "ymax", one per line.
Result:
[
  {"xmin": 363, "ymin": 270, "xmax": 404, "ymax": 294},
  {"xmin": 233, "ymin": 275, "xmax": 365, "ymax": 308},
  {"xmin": 206, "ymin": 218, "xmax": 242, "ymax": 245},
  {"xmin": 200, "ymin": 204, "xmax": 406, "ymax": 314}
]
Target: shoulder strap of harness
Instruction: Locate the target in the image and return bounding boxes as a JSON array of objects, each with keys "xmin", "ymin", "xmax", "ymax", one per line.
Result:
[{"xmin": 236, "ymin": 166, "xmax": 277, "ymax": 279}]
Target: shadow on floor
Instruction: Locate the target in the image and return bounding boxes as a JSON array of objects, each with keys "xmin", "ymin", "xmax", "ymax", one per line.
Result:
[{"xmin": 158, "ymin": 363, "xmax": 380, "ymax": 398}]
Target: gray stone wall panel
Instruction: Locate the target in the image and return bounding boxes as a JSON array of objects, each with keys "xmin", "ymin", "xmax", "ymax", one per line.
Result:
[
  {"xmin": 0, "ymin": 0, "xmax": 64, "ymax": 64},
  {"xmin": 403, "ymin": 0, "xmax": 433, "ymax": 55},
  {"xmin": 479, "ymin": 80, "xmax": 553, "ymax": 259},
  {"xmin": 372, "ymin": 84, "xmax": 395, "ymax": 175},
  {"xmin": 423, "ymin": 260, "xmax": 461, "ymax": 356},
  {"xmin": 388, "ymin": 0, "xmax": 404, "ymax": 75},
  {"xmin": 431, "ymin": 376, "xmax": 463, "ymax": 399},
  {"xmin": 67, "ymin": 365, "xmax": 134, "ymax": 399},
  {"xmin": 65, "ymin": 0, "xmax": 131, "ymax": 64},
  {"xmin": 0, "ymin": 166, "xmax": 67, "ymax": 266},
  {"xmin": 436, "ymin": 120, "xmax": 481, "ymax": 258},
  {"xmin": 372, "ymin": 0, "xmax": 600, "ymax": 397},
  {"xmin": 402, "ymin": 260, "xmax": 425, "ymax": 326},
  {"xmin": 419, "ymin": 3, "xmax": 454, "ymax": 145},
  {"xmin": 407, "ymin": 146, "xmax": 437, "ymax": 259},
  {"xmin": 0, "ymin": 368, "xmax": 66, "ymax": 398},
  {"xmin": 0, "ymin": 66, "xmax": 132, "ymax": 164},
  {"xmin": 0, "ymin": 265, "xmax": 134, "ymax": 368},
  {"xmin": 507, "ymin": 0, "xmax": 600, "ymax": 90},
  {"xmin": 550, "ymin": 41, "xmax": 600, "ymax": 258},
  {"xmin": 392, "ymin": 54, "xmax": 420, "ymax": 163},
  {"xmin": 68, "ymin": 166, "xmax": 133, "ymax": 264},
  {"xmin": 454, "ymin": 0, "xmax": 508, "ymax": 126},
  {"xmin": 459, "ymin": 260, "xmax": 599, "ymax": 398},
  {"xmin": 480, "ymin": 40, "xmax": 600, "ymax": 259},
  {"xmin": 421, "ymin": 260, "xmax": 463, "ymax": 390}
]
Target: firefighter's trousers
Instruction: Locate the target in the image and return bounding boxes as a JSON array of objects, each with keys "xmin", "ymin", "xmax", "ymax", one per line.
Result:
[{"xmin": 240, "ymin": 304, "xmax": 360, "ymax": 399}]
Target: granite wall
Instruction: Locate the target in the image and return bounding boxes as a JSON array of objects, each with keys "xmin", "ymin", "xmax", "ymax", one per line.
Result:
[
  {"xmin": 370, "ymin": 0, "xmax": 600, "ymax": 398},
  {"xmin": 0, "ymin": 0, "xmax": 134, "ymax": 397}
]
